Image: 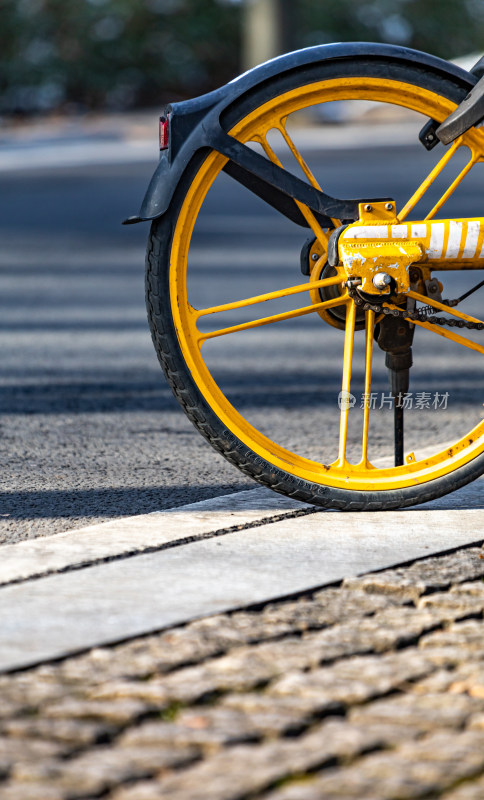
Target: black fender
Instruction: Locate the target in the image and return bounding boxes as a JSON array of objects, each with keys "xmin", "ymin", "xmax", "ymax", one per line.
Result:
[{"xmin": 123, "ymin": 42, "xmax": 475, "ymax": 226}]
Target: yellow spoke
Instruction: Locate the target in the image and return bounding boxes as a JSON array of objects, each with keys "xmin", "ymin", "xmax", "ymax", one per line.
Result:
[
  {"xmin": 358, "ymin": 309, "xmax": 375, "ymax": 468},
  {"xmin": 198, "ymin": 295, "xmax": 349, "ymax": 345},
  {"xmin": 407, "ymin": 290, "xmax": 483, "ymax": 325},
  {"xmin": 425, "ymin": 154, "xmax": 478, "ymax": 220},
  {"xmin": 386, "ymin": 301, "xmax": 484, "ymax": 354},
  {"xmin": 279, "ymin": 118, "xmax": 322, "ymax": 190},
  {"xmin": 398, "ymin": 141, "xmax": 460, "ymax": 221},
  {"xmin": 254, "ymin": 134, "xmax": 331, "ymax": 248},
  {"xmin": 196, "ymin": 275, "xmax": 343, "ymax": 319},
  {"xmin": 408, "ymin": 317, "xmax": 484, "ymax": 355},
  {"xmin": 278, "ymin": 120, "xmax": 342, "ymax": 230},
  {"xmin": 334, "ymin": 300, "xmax": 356, "ymax": 466}
]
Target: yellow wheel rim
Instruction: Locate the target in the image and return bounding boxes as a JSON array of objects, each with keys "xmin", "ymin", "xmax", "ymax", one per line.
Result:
[{"xmin": 169, "ymin": 76, "xmax": 484, "ymax": 491}]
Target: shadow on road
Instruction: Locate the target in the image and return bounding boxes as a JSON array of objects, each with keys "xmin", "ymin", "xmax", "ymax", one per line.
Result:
[
  {"xmin": 0, "ymin": 484, "xmax": 250, "ymax": 521},
  {"xmin": 3, "ymin": 371, "xmax": 482, "ymax": 415}
]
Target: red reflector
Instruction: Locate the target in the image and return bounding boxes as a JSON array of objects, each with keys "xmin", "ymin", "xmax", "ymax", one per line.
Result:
[{"xmin": 159, "ymin": 116, "xmax": 170, "ymax": 150}]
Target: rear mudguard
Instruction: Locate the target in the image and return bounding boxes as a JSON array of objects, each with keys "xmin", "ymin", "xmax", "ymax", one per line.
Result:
[{"xmin": 123, "ymin": 42, "xmax": 475, "ymax": 227}]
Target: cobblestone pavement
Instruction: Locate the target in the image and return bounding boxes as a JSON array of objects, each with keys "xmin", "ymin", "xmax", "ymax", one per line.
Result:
[{"xmin": 2, "ymin": 545, "xmax": 484, "ymax": 799}]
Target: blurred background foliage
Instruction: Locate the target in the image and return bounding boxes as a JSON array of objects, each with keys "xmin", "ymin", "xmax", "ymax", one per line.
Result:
[{"xmin": 1, "ymin": 0, "xmax": 484, "ymax": 115}]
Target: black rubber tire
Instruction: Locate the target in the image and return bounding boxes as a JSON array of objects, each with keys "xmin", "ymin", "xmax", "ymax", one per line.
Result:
[{"xmin": 145, "ymin": 55, "xmax": 484, "ymax": 510}]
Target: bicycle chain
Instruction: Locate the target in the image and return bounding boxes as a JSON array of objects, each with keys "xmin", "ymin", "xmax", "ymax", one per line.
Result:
[{"xmin": 347, "ymin": 288, "xmax": 484, "ymax": 330}]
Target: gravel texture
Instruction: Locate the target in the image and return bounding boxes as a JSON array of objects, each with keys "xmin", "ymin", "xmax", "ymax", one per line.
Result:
[{"xmin": 1, "ymin": 545, "xmax": 484, "ymax": 799}]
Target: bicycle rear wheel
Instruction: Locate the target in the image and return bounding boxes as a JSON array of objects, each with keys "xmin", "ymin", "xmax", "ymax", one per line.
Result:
[{"xmin": 146, "ymin": 55, "xmax": 484, "ymax": 509}]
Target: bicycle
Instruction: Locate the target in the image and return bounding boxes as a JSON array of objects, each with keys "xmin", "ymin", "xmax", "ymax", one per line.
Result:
[{"xmin": 125, "ymin": 42, "xmax": 484, "ymax": 510}]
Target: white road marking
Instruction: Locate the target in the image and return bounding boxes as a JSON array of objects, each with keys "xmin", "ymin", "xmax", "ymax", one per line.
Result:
[
  {"xmin": 0, "ymin": 140, "xmax": 159, "ymax": 172},
  {"xmin": 0, "ymin": 123, "xmax": 420, "ymax": 173}
]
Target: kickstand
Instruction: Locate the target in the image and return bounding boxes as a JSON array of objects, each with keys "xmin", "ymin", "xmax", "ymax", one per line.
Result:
[
  {"xmin": 394, "ymin": 399, "xmax": 404, "ymax": 467},
  {"xmin": 375, "ymin": 314, "xmax": 414, "ymax": 469}
]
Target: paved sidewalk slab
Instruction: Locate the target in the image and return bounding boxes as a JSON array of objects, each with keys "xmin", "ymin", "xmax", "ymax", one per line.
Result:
[
  {"xmin": 3, "ymin": 473, "xmax": 483, "ymax": 588},
  {"xmin": 2, "ymin": 544, "xmax": 484, "ymax": 800},
  {"xmin": 1, "ymin": 479, "xmax": 483, "ymax": 672},
  {"xmin": 0, "ymin": 488, "xmax": 312, "ymax": 586}
]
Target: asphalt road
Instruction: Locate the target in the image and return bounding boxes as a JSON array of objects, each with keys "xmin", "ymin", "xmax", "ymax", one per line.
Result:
[{"xmin": 2, "ymin": 133, "xmax": 484, "ymax": 543}]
